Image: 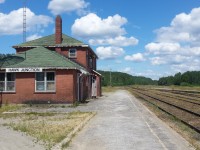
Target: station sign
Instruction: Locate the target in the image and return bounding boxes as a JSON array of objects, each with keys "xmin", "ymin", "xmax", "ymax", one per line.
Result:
[{"xmin": 6, "ymin": 68, "xmax": 43, "ymax": 72}]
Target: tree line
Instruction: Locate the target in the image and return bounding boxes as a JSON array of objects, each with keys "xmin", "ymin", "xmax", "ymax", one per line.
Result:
[
  {"xmin": 98, "ymin": 70, "xmax": 157, "ymax": 86},
  {"xmin": 98, "ymin": 70, "xmax": 200, "ymax": 87},
  {"xmin": 1, "ymin": 54, "xmax": 199, "ymax": 86},
  {"xmin": 0, "ymin": 54, "xmax": 12, "ymax": 59},
  {"xmin": 158, "ymin": 71, "xmax": 200, "ymax": 86}
]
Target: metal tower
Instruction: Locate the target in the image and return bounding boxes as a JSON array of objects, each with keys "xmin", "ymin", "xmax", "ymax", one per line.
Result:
[{"xmin": 23, "ymin": 0, "xmax": 27, "ymax": 42}]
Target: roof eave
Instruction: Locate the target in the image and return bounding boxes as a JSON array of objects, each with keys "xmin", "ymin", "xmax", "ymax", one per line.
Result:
[
  {"xmin": 92, "ymin": 70, "xmax": 102, "ymax": 76},
  {"xmin": 13, "ymin": 46, "xmax": 39, "ymax": 48},
  {"xmin": 1, "ymin": 67, "xmax": 89, "ymax": 74},
  {"xmin": 83, "ymin": 45, "xmax": 98, "ymax": 59},
  {"xmin": 13, "ymin": 43, "xmax": 98, "ymax": 58}
]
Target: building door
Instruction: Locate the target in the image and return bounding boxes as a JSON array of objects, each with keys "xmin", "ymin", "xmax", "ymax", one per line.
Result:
[{"xmin": 92, "ymin": 76, "xmax": 97, "ymax": 97}]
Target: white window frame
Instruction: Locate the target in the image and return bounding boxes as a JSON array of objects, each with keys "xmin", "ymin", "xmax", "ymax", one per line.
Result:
[
  {"xmin": 35, "ymin": 71, "xmax": 56, "ymax": 92},
  {"xmin": 0, "ymin": 72, "xmax": 16, "ymax": 92},
  {"xmin": 69, "ymin": 48, "xmax": 77, "ymax": 58}
]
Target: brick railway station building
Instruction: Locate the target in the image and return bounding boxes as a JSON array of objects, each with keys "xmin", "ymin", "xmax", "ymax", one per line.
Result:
[{"xmin": 0, "ymin": 15, "xmax": 102, "ymax": 104}]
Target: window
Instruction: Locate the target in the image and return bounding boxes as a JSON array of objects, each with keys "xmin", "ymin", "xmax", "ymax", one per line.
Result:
[
  {"xmin": 35, "ymin": 72, "xmax": 55, "ymax": 92},
  {"xmin": 0, "ymin": 73, "xmax": 5, "ymax": 91},
  {"xmin": 89, "ymin": 57, "xmax": 93, "ymax": 69},
  {"xmin": 6, "ymin": 73, "xmax": 15, "ymax": 91},
  {"xmin": 36, "ymin": 72, "xmax": 45, "ymax": 91},
  {"xmin": 46, "ymin": 72, "xmax": 55, "ymax": 91},
  {"xmin": 69, "ymin": 49, "xmax": 77, "ymax": 58},
  {"xmin": 0, "ymin": 73, "xmax": 15, "ymax": 92}
]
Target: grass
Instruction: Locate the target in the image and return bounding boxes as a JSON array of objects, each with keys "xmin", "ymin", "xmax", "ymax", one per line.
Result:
[
  {"xmin": 61, "ymin": 141, "xmax": 70, "ymax": 149},
  {"xmin": 102, "ymin": 86, "xmax": 123, "ymax": 93},
  {"xmin": 3, "ymin": 111, "xmax": 94, "ymax": 150},
  {"xmin": 0, "ymin": 105, "xmax": 22, "ymax": 116},
  {"xmin": 68, "ymin": 101, "xmax": 80, "ymax": 108}
]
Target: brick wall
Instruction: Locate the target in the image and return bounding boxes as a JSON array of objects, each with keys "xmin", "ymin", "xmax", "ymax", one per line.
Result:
[
  {"xmin": 58, "ymin": 47, "xmax": 88, "ymax": 69},
  {"xmin": 1, "ymin": 69, "xmax": 78, "ymax": 104}
]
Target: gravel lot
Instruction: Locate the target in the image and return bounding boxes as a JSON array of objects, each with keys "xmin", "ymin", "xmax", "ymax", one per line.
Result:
[
  {"xmin": 67, "ymin": 90, "xmax": 194, "ymax": 150},
  {"xmin": 0, "ymin": 90, "xmax": 195, "ymax": 150}
]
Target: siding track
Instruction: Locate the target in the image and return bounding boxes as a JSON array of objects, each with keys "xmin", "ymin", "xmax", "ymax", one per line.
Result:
[{"xmin": 130, "ymin": 87, "xmax": 200, "ymax": 134}]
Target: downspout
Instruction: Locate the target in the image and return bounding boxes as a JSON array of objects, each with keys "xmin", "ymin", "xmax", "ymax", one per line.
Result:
[{"xmin": 77, "ymin": 73, "xmax": 83, "ymax": 102}]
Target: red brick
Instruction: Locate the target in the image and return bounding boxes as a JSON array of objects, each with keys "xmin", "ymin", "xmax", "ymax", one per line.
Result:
[
  {"xmin": 55, "ymin": 15, "xmax": 62, "ymax": 44},
  {"xmin": 1, "ymin": 70, "xmax": 78, "ymax": 104}
]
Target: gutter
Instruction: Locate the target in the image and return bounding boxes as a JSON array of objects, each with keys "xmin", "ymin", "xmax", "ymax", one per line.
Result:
[
  {"xmin": 92, "ymin": 70, "xmax": 102, "ymax": 76},
  {"xmin": 77, "ymin": 73, "xmax": 84, "ymax": 102}
]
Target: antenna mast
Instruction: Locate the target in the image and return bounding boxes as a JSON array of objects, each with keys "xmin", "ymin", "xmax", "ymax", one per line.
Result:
[{"xmin": 23, "ymin": 0, "xmax": 27, "ymax": 42}]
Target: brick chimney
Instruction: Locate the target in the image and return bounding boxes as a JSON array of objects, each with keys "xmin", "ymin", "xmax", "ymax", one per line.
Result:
[{"xmin": 55, "ymin": 15, "xmax": 62, "ymax": 44}]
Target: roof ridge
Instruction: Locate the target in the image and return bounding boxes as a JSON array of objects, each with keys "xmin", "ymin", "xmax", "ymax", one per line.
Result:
[
  {"xmin": 14, "ymin": 33, "xmax": 85, "ymax": 47},
  {"xmin": 20, "ymin": 34, "xmax": 55, "ymax": 45},
  {"xmin": 62, "ymin": 33, "xmax": 83, "ymax": 44}
]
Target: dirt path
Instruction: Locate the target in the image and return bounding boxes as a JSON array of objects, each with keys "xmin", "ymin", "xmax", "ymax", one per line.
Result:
[{"xmin": 67, "ymin": 90, "xmax": 194, "ymax": 150}]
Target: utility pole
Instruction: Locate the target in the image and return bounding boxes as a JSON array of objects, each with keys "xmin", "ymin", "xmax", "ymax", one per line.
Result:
[
  {"xmin": 110, "ymin": 69, "xmax": 112, "ymax": 86},
  {"xmin": 0, "ymin": 58, "xmax": 3, "ymax": 107}
]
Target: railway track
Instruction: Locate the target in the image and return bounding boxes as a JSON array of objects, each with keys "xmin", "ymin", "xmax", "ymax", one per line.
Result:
[
  {"xmin": 130, "ymin": 87, "xmax": 200, "ymax": 134},
  {"xmin": 134, "ymin": 87, "xmax": 200, "ymax": 102},
  {"xmin": 140, "ymin": 88, "xmax": 200, "ymax": 105},
  {"xmin": 157, "ymin": 92, "xmax": 200, "ymax": 104},
  {"xmin": 157, "ymin": 89, "xmax": 200, "ymax": 99}
]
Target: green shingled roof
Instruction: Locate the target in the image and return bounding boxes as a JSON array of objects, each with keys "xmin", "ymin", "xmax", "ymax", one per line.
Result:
[
  {"xmin": 14, "ymin": 34, "xmax": 84, "ymax": 47},
  {"xmin": 0, "ymin": 47, "xmax": 88, "ymax": 73}
]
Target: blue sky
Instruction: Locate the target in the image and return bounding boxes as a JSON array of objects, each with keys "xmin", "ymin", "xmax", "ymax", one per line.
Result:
[{"xmin": 0, "ymin": 0, "xmax": 200, "ymax": 79}]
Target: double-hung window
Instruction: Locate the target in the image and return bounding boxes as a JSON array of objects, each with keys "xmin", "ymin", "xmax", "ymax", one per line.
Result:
[
  {"xmin": 35, "ymin": 72, "xmax": 55, "ymax": 92},
  {"xmin": 69, "ymin": 49, "xmax": 77, "ymax": 58},
  {"xmin": 0, "ymin": 73, "xmax": 15, "ymax": 92}
]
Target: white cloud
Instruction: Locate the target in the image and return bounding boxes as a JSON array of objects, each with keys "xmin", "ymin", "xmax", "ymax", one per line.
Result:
[
  {"xmin": 145, "ymin": 7, "xmax": 200, "ymax": 73},
  {"xmin": 72, "ymin": 13, "xmax": 139, "ymax": 62},
  {"xmin": 155, "ymin": 7, "xmax": 200, "ymax": 44},
  {"xmin": 185, "ymin": 46, "xmax": 200, "ymax": 56},
  {"xmin": 171, "ymin": 61, "xmax": 200, "ymax": 73},
  {"xmin": 145, "ymin": 42, "xmax": 180, "ymax": 55},
  {"xmin": 0, "ymin": 0, "xmax": 5, "ymax": 4},
  {"xmin": 0, "ymin": 8, "xmax": 53, "ymax": 35},
  {"xmin": 125, "ymin": 53, "xmax": 145, "ymax": 62},
  {"xmin": 71, "ymin": 13, "xmax": 127, "ymax": 39},
  {"xmin": 72, "ymin": 13, "xmax": 139, "ymax": 63},
  {"xmin": 122, "ymin": 67, "xmax": 132, "ymax": 74},
  {"xmin": 26, "ymin": 34, "xmax": 42, "ymax": 41},
  {"xmin": 48, "ymin": 0, "xmax": 89, "ymax": 15},
  {"xmin": 150, "ymin": 54, "xmax": 194, "ymax": 66},
  {"xmin": 89, "ymin": 36, "xmax": 138, "ymax": 47},
  {"xmin": 150, "ymin": 57, "xmax": 167, "ymax": 65},
  {"xmin": 170, "ymin": 55, "xmax": 191, "ymax": 64},
  {"xmin": 96, "ymin": 46, "xmax": 124, "ymax": 59},
  {"xmin": 133, "ymin": 70, "xmax": 164, "ymax": 80},
  {"xmin": 115, "ymin": 60, "xmax": 122, "ymax": 64}
]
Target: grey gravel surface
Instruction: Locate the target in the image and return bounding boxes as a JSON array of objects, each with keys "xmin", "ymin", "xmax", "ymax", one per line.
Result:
[
  {"xmin": 67, "ymin": 90, "xmax": 194, "ymax": 150},
  {"xmin": 0, "ymin": 90, "xmax": 195, "ymax": 150}
]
